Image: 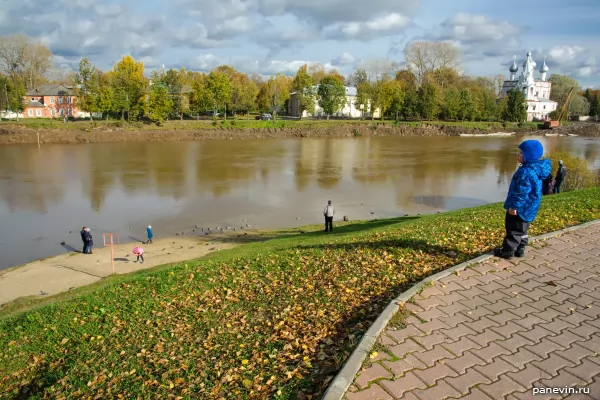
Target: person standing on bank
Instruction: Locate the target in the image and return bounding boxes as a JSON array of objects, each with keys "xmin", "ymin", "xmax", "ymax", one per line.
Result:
[
  {"xmin": 493, "ymin": 140, "xmax": 551, "ymax": 259},
  {"xmin": 323, "ymin": 200, "xmax": 335, "ymax": 232},
  {"xmin": 146, "ymin": 225, "xmax": 154, "ymax": 244},
  {"xmin": 83, "ymin": 228, "xmax": 94, "ymax": 255},
  {"xmin": 553, "ymin": 160, "xmax": 567, "ymax": 193},
  {"xmin": 80, "ymin": 227, "xmax": 87, "ymax": 253}
]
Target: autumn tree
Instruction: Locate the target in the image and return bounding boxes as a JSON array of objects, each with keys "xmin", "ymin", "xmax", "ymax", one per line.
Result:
[
  {"xmin": 74, "ymin": 57, "xmax": 100, "ymax": 120},
  {"xmin": 230, "ymin": 72, "xmax": 258, "ymax": 117},
  {"xmin": 502, "ymin": 88, "xmax": 527, "ymax": 122},
  {"xmin": 291, "ymin": 64, "xmax": 315, "ymax": 118},
  {"xmin": 206, "ymin": 70, "xmax": 231, "ymax": 118},
  {"xmin": 458, "ymin": 88, "xmax": 475, "ymax": 121},
  {"xmin": 146, "ymin": 83, "xmax": 173, "ymax": 125},
  {"xmin": 317, "ymin": 75, "xmax": 345, "ymax": 119},
  {"xmin": 259, "ymin": 74, "xmax": 290, "ymax": 117},
  {"xmin": 441, "ymin": 87, "xmax": 460, "ymax": 120},
  {"xmin": 418, "ymin": 81, "xmax": 441, "ymax": 120},
  {"xmin": 403, "ymin": 41, "xmax": 460, "ymax": 86},
  {"xmin": 0, "ymin": 73, "xmax": 25, "ymax": 117},
  {"xmin": 109, "ymin": 55, "xmax": 148, "ymax": 120},
  {"xmin": 0, "ymin": 34, "xmax": 52, "ymax": 90},
  {"xmin": 96, "ymin": 73, "xmax": 113, "ymax": 120},
  {"xmin": 190, "ymin": 74, "xmax": 213, "ymax": 117},
  {"xmin": 308, "ymin": 64, "xmax": 327, "ymax": 84}
]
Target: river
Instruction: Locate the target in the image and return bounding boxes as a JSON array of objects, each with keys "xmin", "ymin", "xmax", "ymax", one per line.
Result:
[{"xmin": 0, "ymin": 135, "xmax": 599, "ymax": 270}]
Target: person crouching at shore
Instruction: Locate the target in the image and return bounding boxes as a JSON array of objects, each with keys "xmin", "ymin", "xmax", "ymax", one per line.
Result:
[
  {"xmin": 83, "ymin": 228, "xmax": 93, "ymax": 254},
  {"xmin": 133, "ymin": 246, "xmax": 144, "ymax": 263}
]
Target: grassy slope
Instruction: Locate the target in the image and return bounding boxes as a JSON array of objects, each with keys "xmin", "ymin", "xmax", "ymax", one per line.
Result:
[
  {"xmin": 1, "ymin": 187, "xmax": 599, "ymax": 400},
  {"xmin": 0, "ymin": 118, "xmax": 540, "ymax": 132}
]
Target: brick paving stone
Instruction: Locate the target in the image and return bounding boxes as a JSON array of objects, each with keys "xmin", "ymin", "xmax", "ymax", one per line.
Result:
[
  {"xmin": 411, "ymin": 380, "xmax": 462, "ymax": 400},
  {"xmin": 413, "ymin": 361, "xmax": 458, "ymax": 385},
  {"xmin": 388, "ymin": 338, "xmax": 425, "ymax": 358},
  {"xmin": 443, "ymin": 323, "xmax": 478, "ymax": 341},
  {"xmin": 466, "ymin": 316, "xmax": 501, "ymax": 333},
  {"xmin": 437, "ymin": 312, "xmax": 474, "ymax": 328},
  {"xmin": 383, "ymin": 353, "xmax": 426, "ymax": 377},
  {"xmin": 444, "ymin": 368, "xmax": 492, "ymax": 396},
  {"xmin": 437, "ymin": 302, "xmax": 469, "ymax": 317},
  {"xmin": 506, "ymin": 364, "xmax": 551, "ymax": 387},
  {"xmin": 355, "ymin": 363, "xmax": 393, "ymax": 388},
  {"xmin": 478, "ymin": 373, "xmax": 527, "ymax": 399},
  {"xmin": 412, "ymin": 345, "xmax": 455, "ymax": 367},
  {"xmin": 414, "ymin": 319, "xmax": 451, "ymax": 335},
  {"xmin": 469, "ymin": 329, "xmax": 504, "ymax": 347},
  {"xmin": 462, "ymin": 306, "xmax": 494, "ymax": 320},
  {"xmin": 444, "ymin": 351, "xmax": 487, "ymax": 374},
  {"xmin": 462, "ymin": 387, "xmax": 495, "ymax": 399},
  {"xmin": 440, "ymin": 336, "xmax": 483, "ymax": 357},
  {"xmin": 378, "ymin": 333, "xmax": 398, "ymax": 347},
  {"xmin": 565, "ymin": 358, "xmax": 600, "ymax": 384},
  {"xmin": 475, "ymin": 358, "xmax": 520, "ymax": 381},
  {"xmin": 478, "ymin": 279, "xmax": 508, "ymax": 294},
  {"xmin": 418, "ymin": 286, "xmax": 445, "ymax": 299},
  {"xmin": 496, "ymin": 334, "xmax": 536, "ymax": 353},
  {"xmin": 378, "ymin": 371, "xmax": 427, "ymax": 398},
  {"xmin": 345, "ymin": 383, "xmax": 393, "ymax": 400},
  {"xmin": 471, "ymin": 342, "xmax": 512, "ymax": 363},
  {"xmin": 514, "ymin": 314, "xmax": 547, "ymax": 330},
  {"xmin": 532, "ymin": 352, "xmax": 577, "ymax": 376},
  {"xmin": 386, "ymin": 325, "xmax": 425, "ymax": 343},
  {"xmin": 411, "ymin": 332, "xmax": 450, "ymax": 351},
  {"xmin": 554, "ymin": 343, "xmax": 597, "ymax": 366},
  {"xmin": 501, "ymin": 347, "xmax": 543, "ymax": 369},
  {"xmin": 414, "ymin": 308, "xmax": 447, "ymax": 322},
  {"xmin": 491, "ymin": 320, "xmax": 528, "ymax": 339},
  {"xmin": 517, "ymin": 325, "xmax": 556, "ymax": 343},
  {"xmin": 342, "ymin": 227, "xmax": 600, "ymax": 400}
]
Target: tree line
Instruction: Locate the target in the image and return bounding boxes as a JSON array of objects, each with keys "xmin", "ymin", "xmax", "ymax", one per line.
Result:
[{"xmin": 0, "ymin": 34, "xmax": 596, "ymax": 124}]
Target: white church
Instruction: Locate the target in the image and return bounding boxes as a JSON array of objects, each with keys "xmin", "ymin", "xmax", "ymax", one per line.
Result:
[{"xmin": 500, "ymin": 52, "xmax": 558, "ymax": 122}]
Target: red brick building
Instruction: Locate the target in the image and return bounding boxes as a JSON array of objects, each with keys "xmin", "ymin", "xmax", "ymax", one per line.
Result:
[{"xmin": 23, "ymin": 84, "xmax": 83, "ymax": 119}]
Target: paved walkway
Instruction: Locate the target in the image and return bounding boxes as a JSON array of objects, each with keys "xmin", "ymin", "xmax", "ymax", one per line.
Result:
[{"xmin": 345, "ymin": 224, "xmax": 600, "ymax": 400}]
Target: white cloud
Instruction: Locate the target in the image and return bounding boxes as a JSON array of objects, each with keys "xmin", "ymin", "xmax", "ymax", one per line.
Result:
[
  {"xmin": 547, "ymin": 45, "xmax": 586, "ymax": 64},
  {"xmin": 323, "ymin": 13, "xmax": 411, "ymax": 40}
]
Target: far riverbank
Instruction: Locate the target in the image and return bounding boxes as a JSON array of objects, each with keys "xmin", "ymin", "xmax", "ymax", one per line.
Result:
[{"xmin": 1, "ymin": 119, "xmax": 599, "ymax": 144}]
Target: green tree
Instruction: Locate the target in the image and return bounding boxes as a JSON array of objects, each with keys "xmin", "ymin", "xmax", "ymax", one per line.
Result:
[
  {"xmin": 190, "ymin": 75, "xmax": 213, "ymax": 117},
  {"xmin": 376, "ymin": 79, "xmax": 403, "ymax": 120},
  {"xmin": 317, "ymin": 75, "xmax": 346, "ymax": 119},
  {"xmin": 206, "ymin": 70, "xmax": 231, "ymax": 118},
  {"xmin": 0, "ymin": 74, "xmax": 25, "ymax": 117},
  {"xmin": 230, "ymin": 73, "xmax": 258, "ymax": 117},
  {"xmin": 96, "ymin": 72, "xmax": 113, "ymax": 120},
  {"xmin": 589, "ymin": 94, "xmax": 599, "ymax": 117},
  {"xmin": 291, "ymin": 65, "xmax": 315, "ymax": 118},
  {"xmin": 441, "ymin": 87, "xmax": 460, "ymax": 120},
  {"xmin": 502, "ymin": 88, "xmax": 527, "ymax": 122},
  {"xmin": 74, "ymin": 57, "xmax": 100, "ymax": 120},
  {"xmin": 109, "ymin": 55, "xmax": 148, "ymax": 120},
  {"xmin": 418, "ymin": 82, "xmax": 440, "ymax": 120},
  {"xmin": 458, "ymin": 88, "xmax": 476, "ymax": 121},
  {"xmin": 146, "ymin": 83, "xmax": 173, "ymax": 124},
  {"xmin": 549, "ymin": 74, "xmax": 581, "ymax": 109}
]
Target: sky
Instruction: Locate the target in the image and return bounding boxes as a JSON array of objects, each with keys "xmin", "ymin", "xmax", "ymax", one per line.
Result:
[{"xmin": 1, "ymin": 0, "xmax": 599, "ymax": 87}]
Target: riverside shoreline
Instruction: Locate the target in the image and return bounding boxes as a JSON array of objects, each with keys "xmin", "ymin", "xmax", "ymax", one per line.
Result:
[{"xmin": 1, "ymin": 120, "xmax": 599, "ymax": 144}]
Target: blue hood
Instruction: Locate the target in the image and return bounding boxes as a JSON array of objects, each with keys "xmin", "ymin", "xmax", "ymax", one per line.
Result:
[
  {"xmin": 519, "ymin": 140, "xmax": 544, "ymax": 163},
  {"xmin": 526, "ymin": 158, "xmax": 552, "ymax": 180}
]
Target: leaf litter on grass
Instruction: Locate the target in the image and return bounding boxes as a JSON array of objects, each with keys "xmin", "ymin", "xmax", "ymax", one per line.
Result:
[{"xmin": 1, "ymin": 187, "xmax": 599, "ymax": 399}]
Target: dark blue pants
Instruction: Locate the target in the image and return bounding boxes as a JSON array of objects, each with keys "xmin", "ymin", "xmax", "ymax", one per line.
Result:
[{"xmin": 553, "ymin": 179, "xmax": 563, "ymax": 193}]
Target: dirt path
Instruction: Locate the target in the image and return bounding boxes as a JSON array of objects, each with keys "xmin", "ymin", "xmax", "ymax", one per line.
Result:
[{"xmin": 0, "ymin": 234, "xmax": 244, "ymax": 306}]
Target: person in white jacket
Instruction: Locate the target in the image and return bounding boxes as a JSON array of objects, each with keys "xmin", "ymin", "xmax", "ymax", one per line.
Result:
[{"xmin": 323, "ymin": 200, "xmax": 335, "ymax": 232}]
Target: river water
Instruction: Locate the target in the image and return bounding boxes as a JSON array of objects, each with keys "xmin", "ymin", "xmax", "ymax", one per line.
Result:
[{"xmin": 0, "ymin": 135, "xmax": 599, "ymax": 270}]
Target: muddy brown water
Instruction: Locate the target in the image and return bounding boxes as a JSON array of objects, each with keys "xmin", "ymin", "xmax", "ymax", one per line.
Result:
[{"xmin": 0, "ymin": 135, "xmax": 599, "ymax": 270}]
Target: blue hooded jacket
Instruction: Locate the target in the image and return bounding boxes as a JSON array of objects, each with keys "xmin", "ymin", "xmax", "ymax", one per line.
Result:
[{"xmin": 503, "ymin": 140, "xmax": 552, "ymax": 223}]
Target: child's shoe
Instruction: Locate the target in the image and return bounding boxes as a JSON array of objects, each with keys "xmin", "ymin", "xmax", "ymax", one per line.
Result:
[{"xmin": 493, "ymin": 248, "xmax": 514, "ymax": 259}]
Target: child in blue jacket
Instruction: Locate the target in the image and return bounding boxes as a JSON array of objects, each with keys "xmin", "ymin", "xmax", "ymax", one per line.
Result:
[
  {"xmin": 146, "ymin": 225, "xmax": 154, "ymax": 244},
  {"xmin": 494, "ymin": 140, "xmax": 552, "ymax": 259}
]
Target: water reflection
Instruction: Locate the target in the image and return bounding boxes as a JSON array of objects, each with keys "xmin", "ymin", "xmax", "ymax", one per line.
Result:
[{"xmin": 0, "ymin": 136, "xmax": 599, "ymax": 269}]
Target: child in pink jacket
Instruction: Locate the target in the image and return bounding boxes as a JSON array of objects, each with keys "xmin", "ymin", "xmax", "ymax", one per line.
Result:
[{"xmin": 133, "ymin": 246, "xmax": 144, "ymax": 263}]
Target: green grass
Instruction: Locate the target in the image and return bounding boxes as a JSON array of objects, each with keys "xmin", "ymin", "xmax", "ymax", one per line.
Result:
[
  {"xmin": 0, "ymin": 118, "xmax": 539, "ymax": 132},
  {"xmin": 1, "ymin": 187, "xmax": 599, "ymax": 399}
]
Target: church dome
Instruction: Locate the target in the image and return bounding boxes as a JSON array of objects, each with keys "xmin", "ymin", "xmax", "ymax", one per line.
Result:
[
  {"xmin": 509, "ymin": 60, "xmax": 518, "ymax": 73},
  {"xmin": 540, "ymin": 59, "xmax": 549, "ymax": 73}
]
